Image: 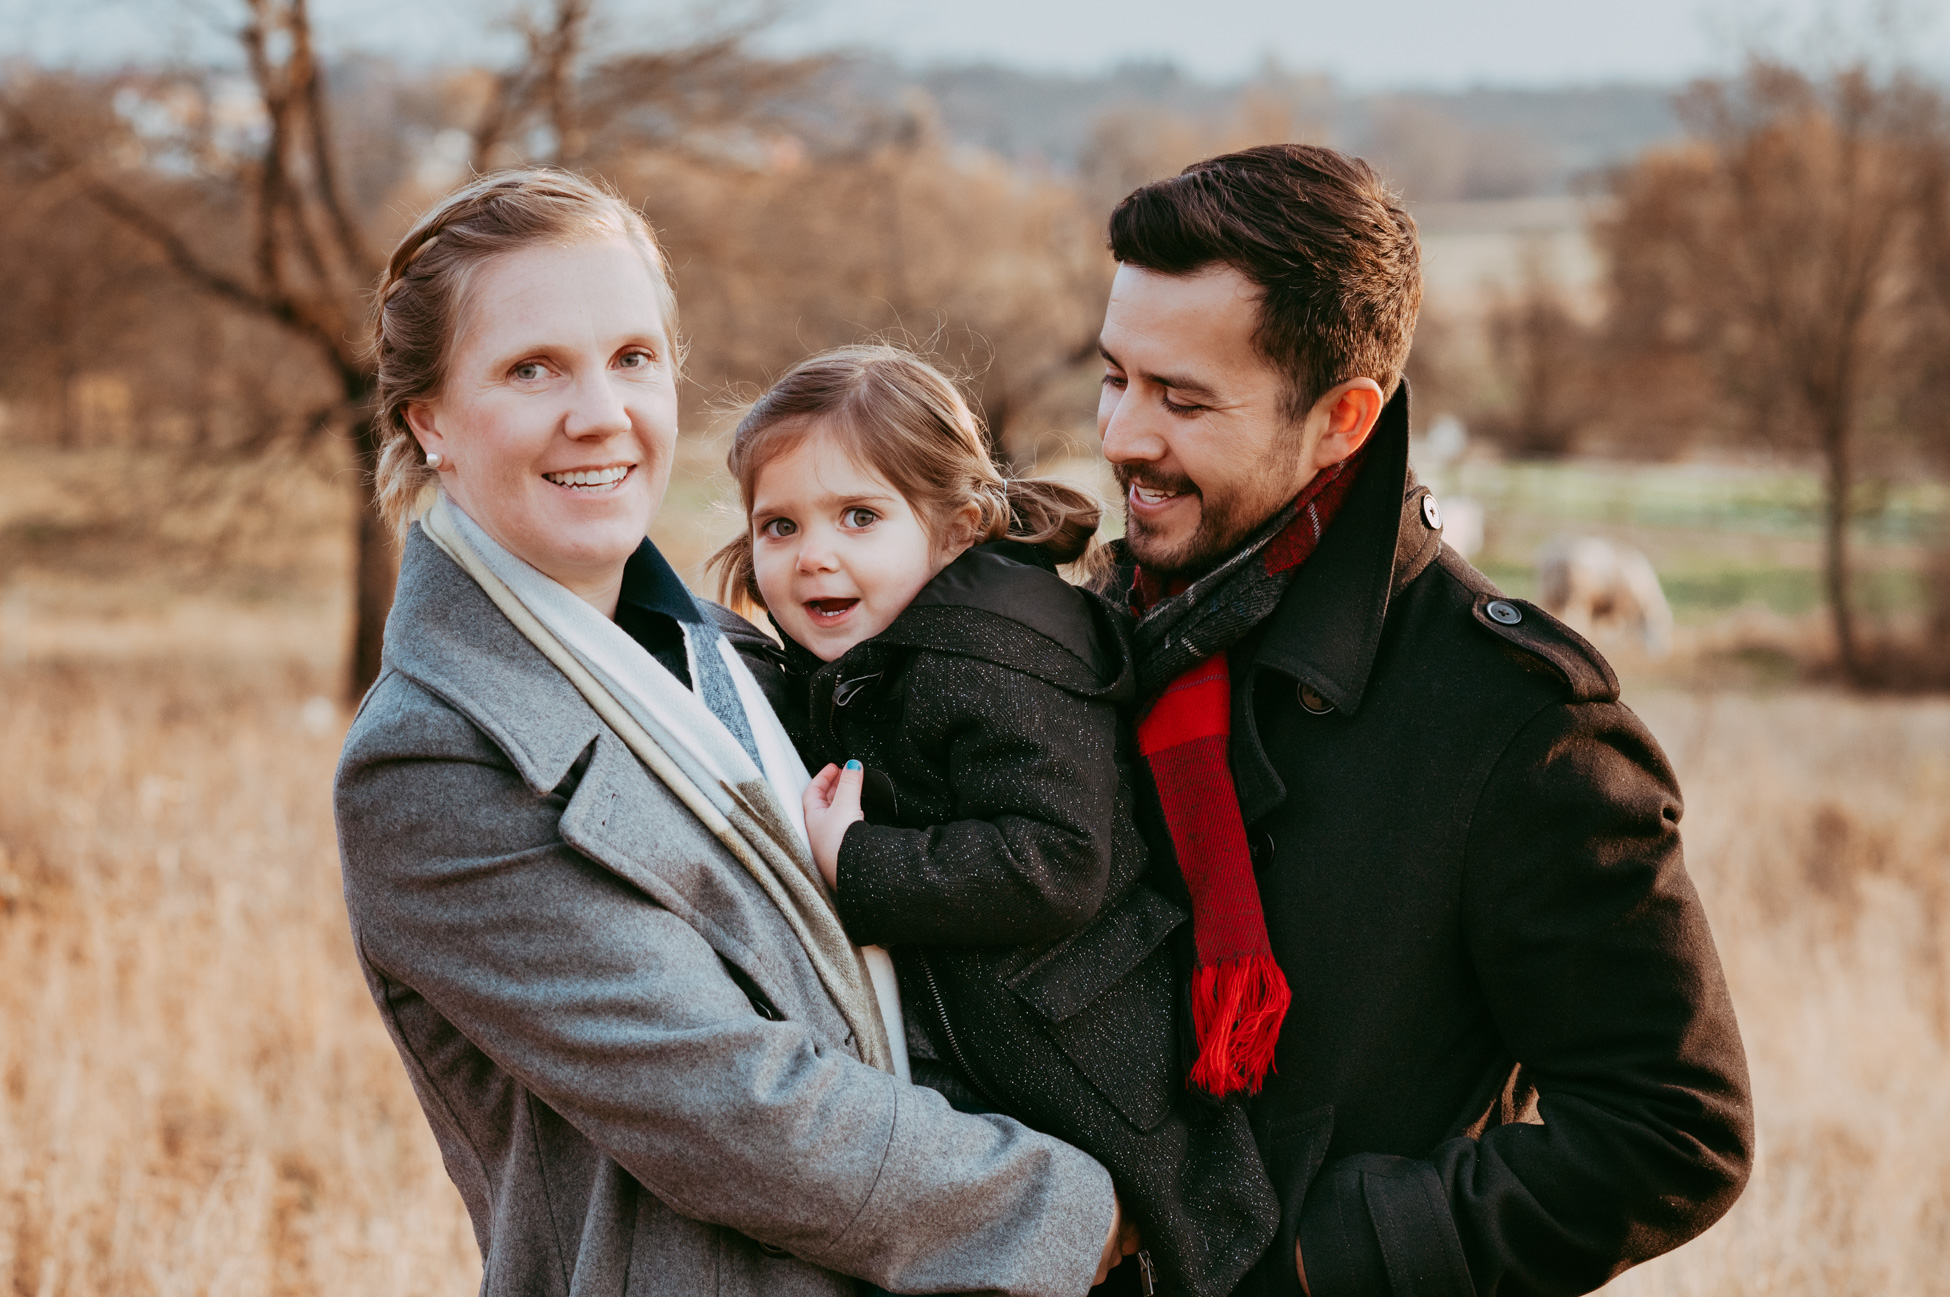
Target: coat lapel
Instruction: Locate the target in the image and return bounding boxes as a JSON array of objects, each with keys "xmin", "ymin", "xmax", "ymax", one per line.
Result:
[{"xmin": 381, "ymin": 529, "xmax": 848, "ymax": 1039}]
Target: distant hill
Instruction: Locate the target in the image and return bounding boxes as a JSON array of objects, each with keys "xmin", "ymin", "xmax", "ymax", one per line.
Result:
[{"xmin": 820, "ymin": 56, "xmax": 1685, "ymax": 200}]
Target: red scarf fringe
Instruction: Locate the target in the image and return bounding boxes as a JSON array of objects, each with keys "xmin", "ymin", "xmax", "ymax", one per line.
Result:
[{"xmin": 1189, "ymin": 952, "xmax": 1292, "ymax": 1097}]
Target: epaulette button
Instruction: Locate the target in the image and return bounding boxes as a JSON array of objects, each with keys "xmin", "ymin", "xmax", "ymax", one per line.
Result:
[{"xmin": 1486, "ymin": 600, "xmax": 1523, "ymax": 626}]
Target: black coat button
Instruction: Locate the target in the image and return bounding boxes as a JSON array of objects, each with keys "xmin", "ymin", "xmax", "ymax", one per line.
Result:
[
  {"xmin": 1297, "ymin": 682, "xmax": 1334, "ymax": 714},
  {"xmin": 1486, "ymin": 599, "xmax": 1523, "ymax": 625},
  {"xmin": 1250, "ymin": 831, "xmax": 1276, "ymax": 871}
]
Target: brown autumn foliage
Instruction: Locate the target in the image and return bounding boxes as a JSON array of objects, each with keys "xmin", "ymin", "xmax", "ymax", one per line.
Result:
[
  {"xmin": 0, "ymin": 0, "xmax": 1131, "ymax": 699},
  {"xmin": 1596, "ymin": 60, "xmax": 1950, "ymax": 684}
]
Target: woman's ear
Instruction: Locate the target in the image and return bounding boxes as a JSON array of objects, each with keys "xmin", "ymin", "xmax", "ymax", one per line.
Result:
[{"xmin": 405, "ymin": 401, "xmax": 447, "ymax": 463}]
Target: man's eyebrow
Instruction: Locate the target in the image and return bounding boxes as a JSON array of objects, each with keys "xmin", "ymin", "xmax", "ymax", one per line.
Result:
[
  {"xmin": 1100, "ymin": 342, "xmax": 1222, "ymax": 400},
  {"xmin": 1154, "ymin": 373, "xmax": 1221, "ymax": 400}
]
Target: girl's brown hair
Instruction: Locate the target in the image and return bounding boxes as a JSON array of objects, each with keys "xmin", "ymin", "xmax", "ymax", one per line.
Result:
[
  {"xmin": 709, "ymin": 345, "xmax": 1102, "ymax": 611},
  {"xmin": 368, "ymin": 168, "xmax": 679, "ymax": 536}
]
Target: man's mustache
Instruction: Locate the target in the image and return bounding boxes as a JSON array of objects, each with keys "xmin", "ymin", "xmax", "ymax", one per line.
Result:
[{"xmin": 1112, "ymin": 465, "xmax": 1199, "ymax": 497}]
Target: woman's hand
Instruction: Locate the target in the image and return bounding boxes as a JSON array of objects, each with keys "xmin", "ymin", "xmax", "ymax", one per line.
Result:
[
  {"xmin": 1094, "ymin": 1193, "xmax": 1141, "ymax": 1286},
  {"xmin": 802, "ymin": 761, "xmax": 864, "ymax": 890}
]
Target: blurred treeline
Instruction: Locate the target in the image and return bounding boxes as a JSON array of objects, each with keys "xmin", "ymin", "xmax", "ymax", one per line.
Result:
[{"xmin": 1, "ymin": 0, "xmax": 1948, "ymax": 689}]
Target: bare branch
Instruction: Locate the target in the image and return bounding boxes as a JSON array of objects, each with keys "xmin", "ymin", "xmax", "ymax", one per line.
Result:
[{"xmin": 291, "ymin": 0, "xmax": 376, "ymax": 275}]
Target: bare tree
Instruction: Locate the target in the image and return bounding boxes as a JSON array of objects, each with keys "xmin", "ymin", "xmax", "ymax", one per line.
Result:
[
  {"xmin": 1477, "ymin": 251, "xmax": 1590, "ymax": 458},
  {"xmin": 1, "ymin": 0, "xmax": 816, "ymax": 698},
  {"xmin": 1598, "ymin": 60, "xmax": 1943, "ymax": 684}
]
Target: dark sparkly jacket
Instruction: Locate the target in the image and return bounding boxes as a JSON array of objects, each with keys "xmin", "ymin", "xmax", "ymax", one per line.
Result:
[
  {"xmin": 1109, "ymin": 387, "xmax": 1756, "ymax": 1297},
  {"xmin": 724, "ymin": 543, "xmax": 1281, "ymax": 1297}
]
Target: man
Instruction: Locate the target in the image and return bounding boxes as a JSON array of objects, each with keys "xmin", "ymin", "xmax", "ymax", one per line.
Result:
[{"xmin": 1095, "ymin": 145, "xmax": 1753, "ymax": 1297}]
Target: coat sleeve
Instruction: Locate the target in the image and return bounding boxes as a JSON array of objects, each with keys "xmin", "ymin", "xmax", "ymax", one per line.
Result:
[
  {"xmin": 336, "ymin": 676, "xmax": 1115, "ymax": 1297},
  {"xmin": 833, "ymin": 655, "xmax": 1121, "ymax": 948},
  {"xmin": 1294, "ymin": 700, "xmax": 1754, "ymax": 1297}
]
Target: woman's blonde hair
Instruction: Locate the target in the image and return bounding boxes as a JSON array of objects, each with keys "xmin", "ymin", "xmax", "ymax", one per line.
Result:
[
  {"xmin": 367, "ymin": 168, "xmax": 679, "ymax": 535},
  {"xmin": 708, "ymin": 345, "xmax": 1101, "ymax": 612}
]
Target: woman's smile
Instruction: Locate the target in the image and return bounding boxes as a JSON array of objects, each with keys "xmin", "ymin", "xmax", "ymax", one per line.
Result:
[{"xmin": 542, "ymin": 463, "xmax": 635, "ymax": 492}]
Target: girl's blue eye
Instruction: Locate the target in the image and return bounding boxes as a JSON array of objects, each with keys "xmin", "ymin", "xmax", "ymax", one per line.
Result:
[{"xmin": 841, "ymin": 507, "xmax": 878, "ymax": 529}]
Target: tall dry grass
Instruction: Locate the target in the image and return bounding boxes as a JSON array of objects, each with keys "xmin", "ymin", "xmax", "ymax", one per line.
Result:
[
  {"xmin": 0, "ymin": 661, "xmax": 478, "ymax": 1295},
  {"xmin": 1610, "ymin": 689, "xmax": 1950, "ymax": 1295},
  {"xmin": 0, "ymin": 643, "xmax": 1945, "ymax": 1294}
]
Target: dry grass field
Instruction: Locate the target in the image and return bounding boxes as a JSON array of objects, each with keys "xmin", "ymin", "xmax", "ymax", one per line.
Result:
[{"xmin": 1, "ymin": 446, "xmax": 1946, "ymax": 1295}]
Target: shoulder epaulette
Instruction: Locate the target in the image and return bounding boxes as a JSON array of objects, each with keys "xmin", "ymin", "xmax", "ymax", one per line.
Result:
[{"xmin": 1469, "ymin": 592, "xmax": 1620, "ymax": 704}]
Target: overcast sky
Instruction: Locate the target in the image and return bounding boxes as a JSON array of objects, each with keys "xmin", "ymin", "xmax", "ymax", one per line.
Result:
[{"xmin": 9, "ymin": 0, "xmax": 1948, "ymax": 87}]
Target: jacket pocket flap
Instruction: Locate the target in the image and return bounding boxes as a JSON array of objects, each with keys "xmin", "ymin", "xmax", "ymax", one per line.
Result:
[{"xmin": 1004, "ymin": 884, "xmax": 1186, "ymax": 1022}]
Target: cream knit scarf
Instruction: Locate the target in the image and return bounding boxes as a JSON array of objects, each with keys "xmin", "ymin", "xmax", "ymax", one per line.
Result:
[{"xmin": 420, "ymin": 494, "xmax": 902, "ymax": 1076}]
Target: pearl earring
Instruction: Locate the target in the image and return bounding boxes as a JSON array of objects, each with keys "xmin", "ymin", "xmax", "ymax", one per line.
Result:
[{"xmin": 426, "ymin": 452, "xmax": 444, "ymax": 470}]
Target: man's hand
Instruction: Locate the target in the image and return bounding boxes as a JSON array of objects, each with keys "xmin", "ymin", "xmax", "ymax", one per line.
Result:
[
  {"xmin": 802, "ymin": 761, "xmax": 864, "ymax": 890},
  {"xmin": 1094, "ymin": 1194, "xmax": 1141, "ymax": 1286}
]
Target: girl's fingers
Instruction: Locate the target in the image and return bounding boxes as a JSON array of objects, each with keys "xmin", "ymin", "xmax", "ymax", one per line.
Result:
[
  {"xmin": 831, "ymin": 760, "xmax": 864, "ymax": 816},
  {"xmin": 803, "ymin": 763, "xmax": 840, "ymax": 809}
]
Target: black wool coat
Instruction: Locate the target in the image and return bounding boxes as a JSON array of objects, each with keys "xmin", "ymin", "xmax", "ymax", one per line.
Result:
[
  {"xmin": 1113, "ymin": 388, "xmax": 1755, "ymax": 1297},
  {"xmin": 727, "ymin": 545, "xmax": 1280, "ymax": 1297}
]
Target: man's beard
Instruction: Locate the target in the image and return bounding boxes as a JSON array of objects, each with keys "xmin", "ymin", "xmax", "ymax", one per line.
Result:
[{"xmin": 1113, "ymin": 465, "xmax": 1255, "ymax": 578}]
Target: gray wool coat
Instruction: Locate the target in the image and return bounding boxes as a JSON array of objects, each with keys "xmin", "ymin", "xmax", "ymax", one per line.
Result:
[{"xmin": 333, "ymin": 529, "xmax": 1117, "ymax": 1297}]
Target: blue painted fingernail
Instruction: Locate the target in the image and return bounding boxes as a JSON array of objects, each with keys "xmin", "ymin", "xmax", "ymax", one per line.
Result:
[{"xmin": 845, "ymin": 759, "xmax": 862, "ymax": 771}]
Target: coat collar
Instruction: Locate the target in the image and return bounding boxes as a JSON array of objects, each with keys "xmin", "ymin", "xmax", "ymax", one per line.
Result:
[
  {"xmin": 1228, "ymin": 383, "xmax": 1442, "ymax": 826},
  {"xmin": 1248, "ymin": 381, "xmax": 1440, "ymax": 717},
  {"xmin": 377, "ymin": 525, "xmax": 604, "ymax": 796}
]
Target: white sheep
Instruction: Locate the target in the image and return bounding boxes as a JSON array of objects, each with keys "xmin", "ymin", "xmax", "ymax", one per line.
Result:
[{"xmin": 1536, "ymin": 536, "xmax": 1674, "ymax": 658}]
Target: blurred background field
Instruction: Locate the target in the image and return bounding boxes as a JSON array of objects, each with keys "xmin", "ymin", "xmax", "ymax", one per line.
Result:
[{"xmin": 4, "ymin": 0, "xmax": 1950, "ymax": 1293}]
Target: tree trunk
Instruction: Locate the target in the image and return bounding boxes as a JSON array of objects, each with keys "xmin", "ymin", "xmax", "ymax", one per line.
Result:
[
  {"xmin": 348, "ymin": 414, "xmax": 396, "ymax": 701},
  {"xmin": 1820, "ymin": 415, "xmax": 1864, "ymax": 684}
]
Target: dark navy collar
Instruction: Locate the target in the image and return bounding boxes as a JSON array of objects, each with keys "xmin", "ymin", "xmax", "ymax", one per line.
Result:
[{"xmin": 617, "ymin": 538, "xmax": 705, "ymax": 626}]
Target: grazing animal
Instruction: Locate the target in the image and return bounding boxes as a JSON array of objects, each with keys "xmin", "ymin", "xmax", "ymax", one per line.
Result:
[{"xmin": 1537, "ymin": 536, "xmax": 1674, "ymax": 657}]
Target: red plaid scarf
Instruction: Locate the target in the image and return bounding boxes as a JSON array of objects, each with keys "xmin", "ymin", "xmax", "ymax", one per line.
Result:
[{"xmin": 1134, "ymin": 456, "xmax": 1364, "ymax": 1096}]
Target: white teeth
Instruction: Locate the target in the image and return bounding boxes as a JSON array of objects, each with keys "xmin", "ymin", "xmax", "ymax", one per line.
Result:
[
  {"xmin": 1133, "ymin": 485, "xmax": 1180, "ymax": 505},
  {"xmin": 547, "ymin": 465, "xmax": 630, "ymax": 488}
]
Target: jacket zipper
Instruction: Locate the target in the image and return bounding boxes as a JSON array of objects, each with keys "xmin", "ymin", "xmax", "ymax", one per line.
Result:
[{"xmin": 918, "ymin": 953, "xmax": 1003, "ymax": 1109}]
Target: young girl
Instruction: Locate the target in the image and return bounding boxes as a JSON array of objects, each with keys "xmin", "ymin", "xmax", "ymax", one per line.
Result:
[{"xmin": 711, "ymin": 346, "xmax": 1279, "ymax": 1297}]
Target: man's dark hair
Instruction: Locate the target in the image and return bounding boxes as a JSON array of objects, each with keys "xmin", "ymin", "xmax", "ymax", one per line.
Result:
[{"xmin": 1109, "ymin": 144, "xmax": 1422, "ymax": 422}]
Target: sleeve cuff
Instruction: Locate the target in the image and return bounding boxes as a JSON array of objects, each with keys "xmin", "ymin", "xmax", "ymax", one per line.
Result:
[
  {"xmin": 834, "ymin": 820, "xmax": 896, "ymax": 945},
  {"xmin": 1298, "ymin": 1154, "xmax": 1474, "ymax": 1297}
]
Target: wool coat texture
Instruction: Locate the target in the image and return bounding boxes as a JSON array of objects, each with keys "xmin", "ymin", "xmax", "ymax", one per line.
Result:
[
  {"xmin": 1110, "ymin": 386, "xmax": 1756, "ymax": 1297},
  {"xmin": 332, "ymin": 530, "xmax": 1119, "ymax": 1297},
  {"xmin": 731, "ymin": 544, "xmax": 1280, "ymax": 1297}
]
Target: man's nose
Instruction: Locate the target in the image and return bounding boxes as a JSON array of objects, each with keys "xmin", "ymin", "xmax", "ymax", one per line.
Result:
[
  {"xmin": 1100, "ymin": 391, "xmax": 1166, "ymax": 466},
  {"xmin": 563, "ymin": 370, "xmax": 632, "ymax": 440}
]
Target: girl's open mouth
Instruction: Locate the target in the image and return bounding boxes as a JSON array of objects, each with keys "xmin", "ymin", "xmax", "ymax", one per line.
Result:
[{"xmin": 805, "ymin": 598, "xmax": 859, "ymax": 622}]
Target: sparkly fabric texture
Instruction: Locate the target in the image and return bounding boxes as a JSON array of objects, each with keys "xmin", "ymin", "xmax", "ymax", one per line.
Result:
[{"xmin": 747, "ymin": 547, "xmax": 1281, "ymax": 1297}]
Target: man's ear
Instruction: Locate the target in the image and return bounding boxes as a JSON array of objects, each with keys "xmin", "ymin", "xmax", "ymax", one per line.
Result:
[{"xmin": 1308, "ymin": 379, "xmax": 1385, "ymax": 471}]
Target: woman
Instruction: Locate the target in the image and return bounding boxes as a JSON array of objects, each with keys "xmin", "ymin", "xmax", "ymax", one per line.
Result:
[{"xmin": 333, "ymin": 169, "xmax": 1128, "ymax": 1296}]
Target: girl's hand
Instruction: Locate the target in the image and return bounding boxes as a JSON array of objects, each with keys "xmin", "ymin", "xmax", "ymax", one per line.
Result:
[{"xmin": 802, "ymin": 760, "xmax": 864, "ymax": 890}]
